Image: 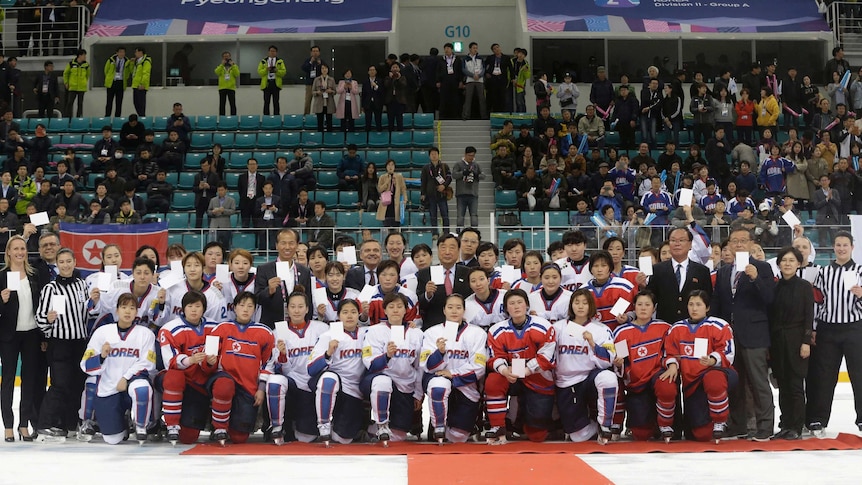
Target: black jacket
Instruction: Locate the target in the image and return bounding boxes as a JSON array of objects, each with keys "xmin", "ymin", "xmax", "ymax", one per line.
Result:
[
  {"xmin": 711, "ymin": 258, "xmax": 776, "ymax": 348},
  {"xmin": 646, "ymin": 259, "xmax": 713, "ymax": 323},
  {"xmin": 0, "ymin": 269, "xmax": 40, "ymax": 342},
  {"xmin": 253, "ymin": 261, "xmax": 312, "ymax": 326},
  {"xmin": 416, "ymin": 265, "xmax": 473, "ymax": 330}
]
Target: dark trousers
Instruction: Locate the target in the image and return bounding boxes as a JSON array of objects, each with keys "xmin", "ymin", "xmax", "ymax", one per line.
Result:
[
  {"xmin": 420, "ymin": 85, "xmax": 438, "ymax": 114},
  {"xmin": 806, "ymin": 321, "xmax": 862, "ymax": 427},
  {"xmin": 316, "ymin": 109, "xmax": 333, "ymax": 132},
  {"xmin": 692, "ymin": 123, "xmax": 713, "ymax": 147},
  {"xmin": 737, "ymin": 126, "xmax": 754, "ymax": 146},
  {"xmin": 771, "ymin": 327, "xmax": 808, "ymax": 433},
  {"xmin": 219, "ymin": 89, "xmax": 237, "ymax": 116},
  {"xmin": 487, "ymin": 81, "xmax": 507, "ymax": 113},
  {"xmin": 36, "ymin": 93, "xmax": 54, "ymax": 118},
  {"xmin": 341, "ymin": 101, "xmax": 354, "ymax": 132},
  {"xmin": 263, "ymin": 85, "xmax": 280, "ymax": 115},
  {"xmin": 427, "ymin": 194, "xmax": 449, "ymax": 236},
  {"xmin": 65, "ymin": 91, "xmax": 84, "ymax": 118},
  {"xmin": 195, "ymin": 197, "xmax": 210, "ymax": 229},
  {"xmin": 240, "ymin": 202, "xmax": 254, "ymax": 228},
  {"xmin": 388, "ymin": 102, "xmax": 405, "ymax": 132},
  {"xmin": 37, "ymin": 338, "xmax": 87, "ymax": 431},
  {"xmin": 365, "ymin": 106, "xmax": 383, "ymax": 132},
  {"xmin": 105, "ymin": 83, "xmax": 124, "ymax": 117},
  {"xmin": 618, "ymin": 122, "xmax": 636, "ymax": 150},
  {"xmin": 728, "ymin": 346, "xmax": 774, "ymax": 435},
  {"xmin": 0, "ymin": 329, "xmax": 41, "ymax": 430},
  {"xmin": 133, "ymin": 88, "xmax": 147, "ymax": 116}
]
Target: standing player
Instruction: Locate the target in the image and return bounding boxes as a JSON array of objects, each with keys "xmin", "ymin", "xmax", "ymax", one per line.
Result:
[
  {"xmin": 208, "ymin": 292, "xmax": 275, "ymax": 445},
  {"xmin": 421, "ymin": 294, "xmax": 488, "ymax": 443},
  {"xmin": 655, "ymin": 290, "xmax": 737, "ymax": 442},
  {"xmin": 266, "ymin": 289, "xmax": 329, "ymax": 444},
  {"xmin": 554, "ymin": 289, "xmax": 618, "ymax": 444},
  {"xmin": 220, "ymin": 249, "xmax": 259, "ymax": 322},
  {"xmin": 314, "ymin": 262, "xmax": 360, "ymax": 323},
  {"xmin": 165, "ymin": 252, "xmax": 227, "ymax": 325},
  {"xmin": 88, "ymin": 257, "xmax": 165, "ymax": 331},
  {"xmin": 361, "ymin": 293, "xmax": 424, "ymax": 445},
  {"xmin": 464, "ymin": 267, "xmax": 507, "ymax": 329},
  {"xmin": 485, "ymin": 289, "xmax": 556, "ymax": 443},
  {"xmin": 475, "ymin": 242, "xmax": 505, "ymax": 290},
  {"xmin": 363, "ymin": 260, "xmax": 419, "ymax": 326},
  {"xmin": 612, "ymin": 291, "xmax": 673, "ymax": 441},
  {"xmin": 558, "ymin": 230, "xmax": 591, "ymax": 291},
  {"xmin": 157, "ymin": 291, "xmax": 217, "ymax": 445},
  {"xmin": 80, "ymin": 293, "xmax": 157, "ymax": 445},
  {"xmin": 604, "ymin": 237, "xmax": 640, "ymax": 290},
  {"xmin": 83, "ymin": 244, "xmax": 132, "ymax": 292},
  {"xmin": 308, "ymin": 299, "xmax": 367, "ymax": 446},
  {"xmin": 512, "ymin": 250, "xmax": 544, "ymax": 293},
  {"xmin": 583, "ymin": 250, "xmax": 635, "ymax": 332},
  {"xmin": 528, "ymin": 263, "xmax": 573, "ymax": 324}
]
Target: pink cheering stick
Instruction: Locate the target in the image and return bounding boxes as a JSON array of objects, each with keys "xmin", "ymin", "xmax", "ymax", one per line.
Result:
[
  {"xmin": 596, "ymin": 104, "xmax": 610, "ymax": 120},
  {"xmin": 783, "ymin": 105, "xmax": 800, "ymax": 117},
  {"xmin": 824, "ymin": 119, "xmax": 840, "ymax": 131}
]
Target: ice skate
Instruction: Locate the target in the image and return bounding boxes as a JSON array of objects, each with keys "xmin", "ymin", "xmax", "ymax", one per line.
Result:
[
  {"xmin": 317, "ymin": 422, "xmax": 332, "ymax": 448},
  {"xmin": 485, "ymin": 426, "xmax": 507, "ymax": 445},
  {"xmin": 808, "ymin": 422, "xmax": 825, "ymax": 438},
  {"xmin": 271, "ymin": 427, "xmax": 285, "ymax": 446},
  {"xmin": 135, "ymin": 427, "xmax": 148, "ymax": 446},
  {"xmin": 713, "ymin": 422, "xmax": 727, "ymax": 444},
  {"xmin": 376, "ymin": 423, "xmax": 391, "ymax": 447},
  {"xmin": 610, "ymin": 424, "xmax": 622, "ymax": 442},
  {"xmin": 660, "ymin": 426, "xmax": 674, "ymax": 444},
  {"xmin": 77, "ymin": 420, "xmax": 96, "ymax": 442},
  {"xmin": 433, "ymin": 426, "xmax": 446, "ymax": 445},
  {"xmin": 596, "ymin": 426, "xmax": 612, "ymax": 445},
  {"xmin": 167, "ymin": 426, "xmax": 180, "ymax": 446},
  {"xmin": 213, "ymin": 429, "xmax": 228, "ymax": 447},
  {"xmin": 35, "ymin": 428, "xmax": 66, "ymax": 444}
]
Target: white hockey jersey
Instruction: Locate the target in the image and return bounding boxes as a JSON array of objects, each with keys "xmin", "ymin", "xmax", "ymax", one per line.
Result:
[
  {"xmin": 88, "ymin": 281, "xmax": 165, "ymax": 331},
  {"xmin": 84, "ymin": 270, "xmax": 132, "ymax": 292},
  {"xmin": 529, "ymin": 288, "xmax": 573, "ymax": 324},
  {"xmin": 220, "ymin": 273, "xmax": 261, "ymax": 322},
  {"xmin": 362, "ymin": 323, "xmax": 424, "ymax": 399},
  {"xmin": 312, "ymin": 287, "xmax": 360, "ymax": 323},
  {"xmin": 464, "ymin": 289, "xmax": 508, "ymax": 329},
  {"xmin": 164, "ymin": 280, "xmax": 227, "ymax": 326},
  {"xmin": 308, "ymin": 327, "xmax": 368, "ymax": 399},
  {"xmin": 511, "ymin": 278, "xmax": 543, "ymax": 293},
  {"xmin": 81, "ymin": 323, "xmax": 157, "ymax": 397},
  {"xmin": 273, "ymin": 320, "xmax": 329, "ymax": 392},
  {"xmin": 553, "ymin": 319, "xmax": 614, "ymax": 388},
  {"xmin": 419, "ymin": 321, "xmax": 488, "ymax": 402}
]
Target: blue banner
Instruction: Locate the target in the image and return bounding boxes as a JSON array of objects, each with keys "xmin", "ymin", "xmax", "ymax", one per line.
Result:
[
  {"xmin": 88, "ymin": 0, "xmax": 392, "ymax": 37},
  {"xmin": 526, "ymin": 0, "xmax": 829, "ymax": 33}
]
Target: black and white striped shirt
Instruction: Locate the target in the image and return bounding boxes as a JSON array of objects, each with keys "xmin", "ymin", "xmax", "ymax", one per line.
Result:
[
  {"xmin": 814, "ymin": 260, "xmax": 862, "ymax": 325},
  {"xmin": 35, "ymin": 276, "xmax": 89, "ymax": 340}
]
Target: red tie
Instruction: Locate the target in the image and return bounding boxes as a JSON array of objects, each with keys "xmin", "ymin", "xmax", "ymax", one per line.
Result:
[{"xmin": 445, "ymin": 269, "xmax": 453, "ymax": 295}]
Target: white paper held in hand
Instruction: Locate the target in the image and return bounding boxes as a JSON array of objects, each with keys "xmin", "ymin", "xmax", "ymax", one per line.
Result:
[
  {"xmin": 566, "ymin": 321, "xmax": 585, "ymax": 338},
  {"xmin": 358, "ymin": 285, "xmax": 377, "ymax": 303},
  {"xmin": 610, "ymin": 298, "xmax": 630, "ymax": 317},
  {"xmin": 205, "ymin": 335, "xmax": 220, "ymax": 356},
  {"xmin": 52, "ymin": 295, "xmax": 67, "ymax": 315},
  {"xmin": 501, "ymin": 265, "xmax": 519, "ymax": 284},
  {"xmin": 312, "ymin": 287, "xmax": 328, "ymax": 307},
  {"xmin": 693, "ymin": 338, "xmax": 709, "ymax": 358},
  {"xmin": 329, "ymin": 321, "xmax": 346, "ymax": 341},
  {"xmin": 159, "ymin": 272, "xmax": 183, "ymax": 289},
  {"xmin": 638, "ymin": 256, "xmax": 654, "ymax": 276},
  {"xmin": 430, "ymin": 265, "xmax": 446, "ymax": 285},
  {"xmin": 511, "ymin": 358, "xmax": 526, "ymax": 378},
  {"xmin": 735, "ymin": 252, "xmax": 749, "ymax": 272},
  {"xmin": 390, "ymin": 326, "xmax": 406, "ymax": 347},
  {"xmin": 341, "ymin": 246, "xmax": 357, "ymax": 265},
  {"xmin": 442, "ymin": 320, "xmax": 459, "ymax": 344},
  {"xmin": 276, "ymin": 261, "xmax": 292, "ymax": 280},
  {"xmin": 104, "ymin": 265, "xmax": 118, "ymax": 281},
  {"xmin": 97, "ymin": 272, "xmax": 112, "ymax": 292},
  {"xmin": 215, "ymin": 264, "xmax": 230, "ymax": 284},
  {"xmin": 781, "ymin": 210, "xmax": 801, "ymax": 229},
  {"xmin": 615, "ymin": 339, "xmax": 629, "ymax": 359},
  {"xmin": 843, "ymin": 270, "xmax": 859, "ymax": 291},
  {"xmin": 169, "ymin": 260, "xmax": 183, "ymax": 275},
  {"xmin": 6, "ymin": 271, "xmax": 20, "ymax": 291},
  {"xmin": 677, "ymin": 188, "xmax": 694, "ymax": 207},
  {"xmin": 30, "ymin": 211, "xmax": 50, "ymax": 227},
  {"xmin": 274, "ymin": 321, "xmax": 290, "ymax": 343}
]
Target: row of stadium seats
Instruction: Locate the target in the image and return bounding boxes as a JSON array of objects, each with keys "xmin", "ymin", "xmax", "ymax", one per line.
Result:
[
  {"xmin": 16, "ymin": 113, "xmax": 435, "ymax": 134},
  {"xmin": 490, "ymin": 112, "xmax": 802, "ymax": 130}
]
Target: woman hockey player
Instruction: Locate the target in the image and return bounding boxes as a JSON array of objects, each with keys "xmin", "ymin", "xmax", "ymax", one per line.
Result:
[{"xmin": 528, "ymin": 263, "xmax": 573, "ymax": 324}]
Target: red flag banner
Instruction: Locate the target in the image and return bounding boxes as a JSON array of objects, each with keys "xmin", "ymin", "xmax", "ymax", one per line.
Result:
[{"xmin": 58, "ymin": 222, "xmax": 168, "ymax": 271}]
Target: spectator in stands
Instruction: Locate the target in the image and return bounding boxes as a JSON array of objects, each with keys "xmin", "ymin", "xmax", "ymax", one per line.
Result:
[
  {"xmin": 824, "ymin": 46, "xmax": 851, "ymax": 85},
  {"xmin": 203, "ymin": 143, "xmax": 226, "ymax": 181},
  {"xmin": 26, "ymin": 123, "xmax": 50, "ymax": 171},
  {"xmin": 517, "ymin": 165, "xmax": 544, "ymax": 211},
  {"xmin": 111, "ymin": 147, "xmax": 133, "ymax": 182},
  {"xmin": 453, "ymin": 146, "xmax": 483, "ymax": 230},
  {"xmin": 734, "ymin": 88, "xmax": 756, "ymax": 146},
  {"xmin": 362, "ymin": 65, "xmax": 385, "ymax": 132},
  {"xmin": 301, "ymin": 45, "xmax": 323, "ymax": 115},
  {"xmin": 269, "ymin": 156, "xmax": 294, "ymax": 211},
  {"xmin": 160, "ymin": 129, "xmax": 186, "ymax": 172},
  {"xmin": 420, "ymin": 147, "xmax": 450, "ymax": 236},
  {"xmin": 84, "ymin": 199, "xmax": 110, "ymax": 224},
  {"xmin": 782, "ymin": 66, "xmax": 804, "ymax": 132},
  {"xmin": 33, "ymin": 60, "xmax": 59, "ymax": 118},
  {"xmin": 114, "ymin": 198, "xmax": 141, "ymax": 225},
  {"xmin": 91, "ymin": 126, "xmax": 116, "ymax": 174},
  {"xmin": 0, "ymin": 173, "xmax": 16, "ymax": 211},
  {"xmin": 254, "ymin": 180, "xmax": 282, "ymax": 250},
  {"xmin": 377, "ymin": 159, "xmax": 407, "ymax": 228},
  {"xmin": 136, "ymin": 130, "xmax": 160, "ymax": 160},
  {"xmin": 690, "ymin": 83, "xmax": 715, "ymax": 147},
  {"xmin": 215, "ymin": 51, "xmax": 239, "ymax": 116},
  {"xmin": 145, "ymin": 169, "xmax": 173, "ymax": 214},
  {"xmin": 92, "ymin": 182, "xmax": 114, "ymax": 215},
  {"xmin": 285, "ymin": 188, "xmax": 310, "ymax": 228},
  {"xmin": 542, "ymin": 159, "xmax": 568, "ymax": 210},
  {"xmin": 533, "ymin": 71, "xmax": 553, "ymax": 113},
  {"xmin": 47, "ymin": 202, "xmax": 73, "ymax": 234},
  {"xmin": 167, "ymin": 102, "xmax": 192, "ymax": 144},
  {"xmin": 0, "ymin": 112, "xmax": 19, "ymax": 147},
  {"xmin": 588, "ymin": 66, "xmax": 613, "ymax": 126},
  {"xmin": 757, "ymin": 87, "xmax": 780, "ymax": 136},
  {"xmin": 259, "ymin": 45, "xmax": 287, "ymax": 116},
  {"xmin": 640, "ymin": 79, "xmax": 662, "ymax": 148},
  {"xmin": 613, "ymin": 84, "xmax": 639, "ymax": 150},
  {"xmin": 193, "ymin": 158, "xmax": 218, "ymax": 229},
  {"xmin": 338, "ymin": 144, "xmax": 364, "ymax": 191},
  {"xmin": 491, "ymin": 145, "xmax": 516, "ymax": 190},
  {"xmin": 491, "ymin": 120, "xmax": 516, "ymax": 154},
  {"xmin": 514, "ymin": 123, "xmax": 539, "ymax": 160},
  {"xmin": 238, "ymin": 158, "xmax": 264, "ymax": 228},
  {"xmin": 132, "ymin": 147, "xmax": 158, "ymax": 191},
  {"xmin": 656, "ymin": 141, "xmax": 682, "ymax": 174},
  {"xmin": 336, "ymin": 69, "xmax": 360, "ymax": 133},
  {"xmin": 508, "ymin": 47, "xmax": 529, "ymax": 113},
  {"xmin": 307, "ymin": 201, "xmax": 335, "ymax": 250},
  {"xmin": 54, "ymin": 180, "xmax": 86, "ymax": 219},
  {"xmin": 578, "ymin": 105, "xmax": 605, "ymax": 150},
  {"xmin": 62, "ymin": 49, "xmax": 88, "ymax": 118},
  {"xmin": 287, "ymin": 147, "xmax": 316, "ymax": 191},
  {"xmin": 457, "ymin": 227, "xmax": 481, "ymax": 268},
  {"xmin": 420, "ymin": 48, "xmax": 441, "ymax": 114},
  {"xmin": 0, "ymin": 198, "xmax": 17, "ymax": 248},
  {"xmin": 11, "ymin": 164, "xmax": 34, "ymax": 217},
  {"xmin": 385, "ymin": 63, "xmax": 408, "ymax": 132},
  {"xmin": 32, "ymin": 180, "xmax": 54, "ymax": 215},
  {"xmin": 817, "ymin": 131, "xmax": 838, "ymax": 170},
  {"xmin": 462, "ymin": 42, "xmax": 486, "ymax": 120},
  {"xmin": 438, "ymin": 43, "xmax": 463, "ymax": 120},
  {"xmin": 485, "ymin": 43, "xmax": 509, "ymax": 113},
  {"xmin": 123, "ymin": 182, "xmax": 146, "ymax": 216},
  {"xmin": 131, "ymin": 47, "xmax": 152, "ymax": 116},
  {"xmin": 103, "ymin": 46, "xmax": 132, "ymax": 118},
  {"xmin": 207, "ymin": 181, "xmax": 236, "ymax": 248},
  {"xmin": 117, "ymin": 115, "xmax": 146, "ymax": 156},
  {"xmin": 312, "ymin": 63, "xmax": 336, "ymax": 132}
]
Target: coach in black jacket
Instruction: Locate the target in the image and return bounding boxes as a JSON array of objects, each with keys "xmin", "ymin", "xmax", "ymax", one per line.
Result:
[
  {"xmin": 415, "ymin": 233, "xmax": 473, "ymax": 330},
  {"xmin": 643, "ymin": 226, "xmax": 712, "ymax": 323},
  {"xmin": 253, "ymin": 228, "xmax": 312, "ymax": 327},
  {"xmin": 711, "ymin": 226, "xmax": 776, "ymax": 440},
  {"xmin": 237, "ymin": 158, "xmax": 266, "ymax": 228}
]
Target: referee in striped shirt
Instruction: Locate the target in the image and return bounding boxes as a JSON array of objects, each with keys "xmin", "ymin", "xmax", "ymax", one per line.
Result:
[
  {"xmin": 807, "ymin": 231, "xmax": 862, "ymax": 434},
  {"xmin": 34, "ymin": 247, "xmax": 89, "ymax": 439}
]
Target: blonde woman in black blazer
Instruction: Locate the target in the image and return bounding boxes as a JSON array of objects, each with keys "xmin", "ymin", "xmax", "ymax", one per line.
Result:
[{"xmin": 0, "ymin": 235, "xmax": 41, "ymax": 442}]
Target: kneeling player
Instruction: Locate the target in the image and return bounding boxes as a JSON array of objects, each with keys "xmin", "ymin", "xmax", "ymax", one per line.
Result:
[
  {"xmin": 157, "ymin": 291, "xmax": 217, "ymax": 445},
  {"xmin": 266, "ymin": 288, "xmax": 329, "ymax": 444},
  {"xmin": 361, "ymin": 293, "xmax": 424, "ymax": 444},
  {"xmin": 80, "ymin": 293, "xmax": 157, "ymax": 445},
  {"xmin": 485, "ymin": 289, "xmax": 556, "ymax": 443},
  {"xmin": 612, "ymin": 290, "xmax": 672, "ymax": 441},
  {"xmin": 655, "ymin": 290, "xmax": 737, "ymax": 442},
  {"xmin": 208, "ymin": 291, "xmax": 275, "ymax": 445},
  {"xmin": 308, "ymin": 299, "xmax": 367, "ymax": 445},
  {"xmin": 554, "ymin": 289, "xmax": 619, "ymax": 444},
  {"xmin": 421, "ymin": 294, "xmax": 488, "ymax": 443}
]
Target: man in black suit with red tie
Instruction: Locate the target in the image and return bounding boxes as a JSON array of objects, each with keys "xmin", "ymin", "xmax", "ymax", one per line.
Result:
[
  {"xmin": 641, "ymin": 226, "xmax": 713, "ymax": 323},
  {"xmin": 415, "ymin": 233, "xmax": 473, "ymax": 330},
  {"xmin": 238, "ymin": 157, "xmax": 265, "ymax": 228},
  {"xmin": 254, "ymin": 228, "xmax": 312, "ymax": 326}
]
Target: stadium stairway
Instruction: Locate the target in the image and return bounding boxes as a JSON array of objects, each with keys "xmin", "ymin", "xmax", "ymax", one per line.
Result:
[{"xmin": 437, "ymin": 119, "xmax": 496, "ymax": 234}]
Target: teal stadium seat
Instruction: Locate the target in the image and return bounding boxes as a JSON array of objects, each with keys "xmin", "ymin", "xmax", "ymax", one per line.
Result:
[
  {"xmin": 520, "ymin": 211, "xmax": 544, "ymax": 226},
  {"xmin": 82, "ymin": 134, "xmax": 101, "ymax": 145},
  {"xmin": 303, "ymin": 115, "xmax": 318, "ymax": 129},
  {"xmin": 238, "ymin": 115, "xmax": 260, "ymax": 131},
  {"xmin": 218, "ymin": 116, "xmax": 238, "ymax": 131},
  {"xmin": 233, "ymin": 133, "xmax": 257, "ymax": 149},
  {"xmin": 111, "ymin": 117, "xmax": 126, "ymax": 132},
  {"xmin": 227, "ymin": 152, "xmax": 251, "ymax": 169},
  {"xmin": 191, "ymin": 133, "xmax": 212, "ymax": 150},
  {"xmin": 177, "ymin": 172, "xmax": 197, "ymax": 189},
  {"xmin": 279, "ymin": 132, "xmax": 300, "ymax": 149},
  {"xmin": 413, "ymin": 113, "xmax": 434, "ymax": 129},
  {"xmin": 254, "ymin": 151, "xmax": 276, "ymax": 169},
  {"xmin": 389, "ymin": 150, "xmax": 411, "ymax": 169},
  {"xmin": 323, "ymin": 132, "xmax": 345, "ymax": 148},
  {"xmin": 320, "ymin": 151, "xmax": 341, "ymax": 168},
  {"xmin": 548, "ymin": 211, "xmax": 569, "ymax": 227},
  {"xmin": 168, "ymin": 233, "xmax": 183, "ymax": 246},
  {"xmin": 283, "ymin": 115, "xmax": 303, "ymax": 130},
  {"xmin": 301, "ymin": 131, "xmax": 322, "ymax": 147},
  {"xmin": 61, "ymin": 134, "xmax": 82, "ymax": 145},
  {"xmin": 212, "ymin": 133, "xmax": 234, "ymax": 149},
  {"xmin": 498, "ymin": 230, "xmax": 524, "ymax": 243},
  {"xmin": 361, "ymin": 211, "xmax": 382, "ymax": 227},
  {"xmin": 48, "ymin": 118, "xmax": 68, "ymax": 132},
  {"xmin": 412, "ymin": 150, "xmax": 430, "ymax": 168},
  {"xmin": 406, "ymin": 230, "xmax": 433, "ymax": 247},
  {"xmin": 366, "ymin": 150, "xmax": 389, "ymax": 165},
  {"xmin": 224, "ymin": 172, "xmax": 240, "ymax": 189},
  {"xmin": 389, "ymin": 131, "xmax": 411, "ymax": 147},
  {"xmin": 261, "ymin": 115, "xmax": 283, "ymax": 130},
  {"xmin": 367, "ymin": 132, "xmax": 389, "ymax": 148},
  {"xmin": 182, "ymin": 234, "xmax": 204, "ymax": 252},
  {"xmin": 495, "ymin": 190, "xmax": 518, "ymax": 208},
  {"xmin": 317, "ymin": 172, "xmax": 339, "ymax": 189},
  {"xmin": 402, "ymin": 113, "xmax": 413, "ymax": 129},
  {"xmin": 68, "ymin": 117, "xmax": 89, "ymax": 133},
  {"xmin": 314, "ymin": 190, "xmax": 338, "ymax": 207},
  {"xmin": 166, "ymin": 212, "xmax": 189, "ymax": 229},
  {"xmin": 256, "ymin": 132, "xmax": 278, "ymax": 149},
  {"xmin": 337, "ymin": 211, "xmax": 360, "ymax": 228},
  {"xmin": 196, "ymin": 116, "xmax": 217, "ymax": 131},
  {"xmin": 338, "ymin": 191, "xmax": 358, "ymax": 209},
  {"xmin": 412, "ymin": 131, "xmax": 435, "ymax": 147},
  {"xmin": 346, "ymin": 132, "xmax": 367, "ymax": 148},
  {"xmin": 232, "ymin": 233, "xmax": 257, "ymax": 251},
  {"xmin": 184, "ymin": 152, "xmax": 207, "ymax": 169},
  {"xmin": 172, "ymin": 192, "xmax": 195, "ymax": 210}
]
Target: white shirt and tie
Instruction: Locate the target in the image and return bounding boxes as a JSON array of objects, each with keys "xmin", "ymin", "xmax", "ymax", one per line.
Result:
[{"xmin": 672, "ymin": 259, "xmax": 687, "ymax": 293}]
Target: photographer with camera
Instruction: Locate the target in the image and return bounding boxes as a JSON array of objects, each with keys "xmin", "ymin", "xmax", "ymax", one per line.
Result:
[
  {"xmin": 215, "ymin": 51, "xmax": 240, "ymax": 116},
  {"xmin": 452, "ymin": 146, "xmax": 485, "ymax": 230},
  {"xmin": 257, "ymin": 45, "xmax": 286, "ymax": 116}
]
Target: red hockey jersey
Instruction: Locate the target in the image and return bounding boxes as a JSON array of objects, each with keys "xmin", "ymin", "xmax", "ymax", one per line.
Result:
[
  {"xmin": 663, "ymin": 317, "xmax": 735, "ymax": 396},
  {"xmin": 584, "ymin": 277, "xmax": 635, "ymax": 332},
  {"xmin": 158, "ymin": 317, "xmax": 218, "ymax": 386},
  {"xmin": 211, "ymin": 321, "xmax": 276, "ymax": 395},
  {"xmin": 487, "ymin": 316, "xmax": 556, "ymax": 395},
  {"xmin": 613, "ymin": 319, "xmax": 672, "ymax": 393}
]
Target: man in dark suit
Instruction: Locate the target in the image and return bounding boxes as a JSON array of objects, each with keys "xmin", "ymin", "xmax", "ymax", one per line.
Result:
[
  {"xmin": 238, "ymin": 157, "xmax": 265, "ymax": 228},
  {"xmin": 642, "ymin": 226, "xmax": 713, "ymax": 323},
  {"xmin": 457, "ymin": 227, "xmax": 481, "ymax": 268},
  {"xmin": 345, "ymin": 239, "xmax": 383, "ymax": 291},
  {"xmin": 416, "ymin": 233, "xmax": 473, "ymax": 330},
  {"xmin": 306, "ymin": 201, "xmax": 335, "ymax": 250},
  {"xmin": 253, "ymin": 228, "xmax": 312, "ymax": 327},
  {"xmin": 711, "ymin": 227, "xmax": 776, "ymax": 441}
]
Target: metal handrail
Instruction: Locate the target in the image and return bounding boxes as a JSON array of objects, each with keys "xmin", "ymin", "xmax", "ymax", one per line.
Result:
[{"xmin": 0, "ymin": 5, "xmax": 91, "ymax": 57}]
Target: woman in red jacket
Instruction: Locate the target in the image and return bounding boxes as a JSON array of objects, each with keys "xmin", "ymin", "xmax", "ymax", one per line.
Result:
[{"xmin": 734, "ymin": 88, "xmax": 755, "ymax": 146}]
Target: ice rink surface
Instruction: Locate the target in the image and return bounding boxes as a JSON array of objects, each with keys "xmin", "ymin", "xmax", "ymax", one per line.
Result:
[{"xmin": 3, "ymin": 384, "xmax": 862, "ymax": 485}]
